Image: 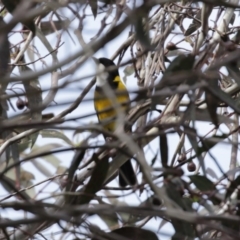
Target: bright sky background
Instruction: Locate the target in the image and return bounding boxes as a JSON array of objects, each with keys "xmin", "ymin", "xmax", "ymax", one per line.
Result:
[{"xmin": 0, "ymin": 2, "xmax": 238, "ymax": 239}]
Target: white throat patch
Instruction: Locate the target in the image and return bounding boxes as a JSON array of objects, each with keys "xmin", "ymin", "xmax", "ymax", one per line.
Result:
[{"xmin": 96, "ymin": 63, "xmax": 109, "ymax": 87}]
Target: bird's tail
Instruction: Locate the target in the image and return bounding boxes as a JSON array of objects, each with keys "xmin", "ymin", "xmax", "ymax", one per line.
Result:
[{"xmin": 119, "ymin": 160, "xmax": 136, "ymax": 187}]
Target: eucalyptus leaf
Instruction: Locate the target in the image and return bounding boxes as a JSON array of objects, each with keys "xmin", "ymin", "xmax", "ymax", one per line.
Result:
[
  {"xmin": 40, "ymin": 130, "xmax": 73, "ymax": 146},
  {"xmin": 200, "ymin": 134, "xmax": 228, "ymax": 153},
  {"xmin": 21, "ymin": 180, "xmax": 35, "ymax": 198},
  {"xmin": 66, "ymin": 149, "xmax": 86, "ymax": 192},
  {"xmin": 166, "ymin": 182, "xmax": 192, "ymax": 211},
  {"xmin": 102, "ymin": 227, "xmax": 158, "ymax": 240},
  {"xmin": 154, "ymin": 55, "xmax": 195, "ymax": 90},
  {"xmin": 97, "ymin": 198, "xmax": 120, "ymax": 229},
  {"xmin": 152, "ymin": 54, "xmax": 195, "ymax": 107},
  {"xmin": 0, "ymin": 175, "xmax": 30, "ymax": 200},
  {"xmin": 36, "ymin": 27, "xmax": 59, "ymax": 65},
  {"xmin": 159, "ymin": 133, "xmax": 168, "ymax": 168},
  {"xmin": 89, "ymin": 0, "xmax": 98, "ymax": 19},
  {"xmin": 189, "ymin": 175, "xmax": 216, "ymax": 192},
  {"xmin": 38, "ymin": 154, "xmax": 61, "ymax": 168},
  {"xmin": 151, "ymin": 151, "xmax": 158, "ymax": 166},
  {"xmin": 230, "ymin": 13, "xmax": 236, "ymax": 25},
  {"xmin": 10, "ymin": 143, "xmax": 20, "ymax": 185},
  {"xmin": 115, "ymin": 227, "xmax": 158, "ymax": 240},
  {"xmin": 206, "ymin": 167, "xmax": 218, "ymax": 180},
  {"xmin": 123, "ymin": 65, "xmax": 135, "ymax": 76},
  {"xmin": 0, "ymin": 16, "xmax": 11, "ymax": 168},
  {"xmin": 206, "ymin": 82, "xmax": 240, "ymax": 114},
  {"xmin": 20, "ymin": 169, "xmax": 35, "ymax": 198},
  {"xmin": 2, "ymin": 0, "xmax": 36, "ymax": 35},
  {"xmin": 232, "ymin": 29, "xmax": 240, "ymax": 44},
  {"xmin": 205, "ymin": 75, "xmax": 219, "ymax": 127},
  {"xmin": 28, "ymin": 143, "xmax": 63, "ymax": 159},
  {"xmin": 184, "ymin": 10, "xmax": 201, "ymax": 36},
  {"xmin": 135, "ymin": 16, "xmax": 150, "ymax": 49},
  {"xmin": 225, "ymin": 175, "xmax": 240, "ymax": 200},
  {"xmin": 185, "ymin": 127, "xmax": 206, "ymax": 175},
  {"xmin": 19, "ymin": 65, "xmax": 42, "ymax": 148},
  {"xmin": 182, "ymin": 108, "xmax": 234, "ymax": 124},
  {"xmin": 76, "ymin": 155, "xmax": 109, "ymax": 205},
  {"xmin": 40, "ymin": 20, "xmax": 70, "ymax": 36},
  {"xmin": 31, "ymin": 159, "xmax": 53, "ymax": 178},
  {"xmin": 171, "ymin": 219, "xmax": 196, "ymax": 240}
]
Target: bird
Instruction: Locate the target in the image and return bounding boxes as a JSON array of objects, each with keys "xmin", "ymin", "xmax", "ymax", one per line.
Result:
[{"xmin": 93, "ymin": 57, "xmax": 136, "ymax": 187}]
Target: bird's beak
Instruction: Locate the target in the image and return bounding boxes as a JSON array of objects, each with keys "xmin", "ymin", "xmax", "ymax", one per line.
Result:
[{"xmin": 92, "ymin": 57, "xmax": 99, "ymax": 65}]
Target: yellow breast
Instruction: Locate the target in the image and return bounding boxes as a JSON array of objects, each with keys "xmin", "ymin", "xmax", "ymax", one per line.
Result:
[{"xmin": 94, "ymin": 76, "xmax": 130, "ymax": 132}]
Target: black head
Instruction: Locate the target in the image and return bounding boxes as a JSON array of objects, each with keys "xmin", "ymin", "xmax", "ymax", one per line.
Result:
[
  {"xmin": 94, "ymin": 57, "xmax": 120, "ymax": 88},
  {"xmin": 98, "ymin": 58, "xmax": 119, "ymax": 77}
]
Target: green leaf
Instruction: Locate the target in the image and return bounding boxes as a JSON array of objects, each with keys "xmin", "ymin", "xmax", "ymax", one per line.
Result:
[
  {"xmin": 165, "ymin": 179, "xmax": 195, "ymax": 238},
  {"xmin": 226, "ymin": 61, "xmax": 240, "ymax": 89},
  {"xmin": 230, "ymin": 13, "xmax": 235, "ymax": 25},
  {"xmin": 123, "ymin": 65, "xmax": 135, "ymax": 84},
  {"xmin": 185, "ymin": 127, "xmax": 206, "ymax": 175},
  {"xmin": 24, "ymin": 144, "xmax": 63, "ymax": 177},
  {"xmin": 10, "ymin": 143, "xmax": 20, "ymax": 185},
  {"xmin": 1, "ymin": 0, "xmax": 19, "ymax": 13},
  {"xmin": 123, "ymin": 65, "xmax": 135, "ymax": 76},
  {"xmin": 0, "ymin": 17, "xmax": 11, "ymax": 163},
  {"xmin": 190, "ymin": 175, "xmax": 221, "ymax": 205},
  {"xmin": 189, "ymin": 175, "xmax": 216, "ymax": 192},
  {"xmin": 40, "ymin": 130, "xmax": 73, "ymax": 146},
  {"xmin": 184, "ymin": 10, "xmax": 201, "ymax": 36},
  {"xmin": 206, "ymin": 82, "xmax": 240, "ymax": 114},
  {"xmin": 163, "ymin": 54, "xmax": 195, "ymax": 77},
  {"xmin": 119, "ymin": 194, "xmax": 162, "ymax": 224},
  {"xmin": 0, "ymin": 158, "xmax": 15, "ymax": 181},
  {"xmin": 0, "ymin": 175, "xmax": 30, "ymax": 200},
  {"xmin": 36, "ymin": 27, "xmax": 59, "ymax": 65},
  {"xmin": 200, "ymin": 134, "xmax": 228, "ymax": 153},
  {"xmin": 20, "ymin": 170, "xmax": 35, "ymax": 198},
  {"xmin": 225, "ymin": 175, "xmax": 240, "ymax": 200},
  {"xmin": 166, "ymin": 181, "xmax": 192, "ymax": 211},
  {"xmin": 151, "ymin": 151, "xmax": 158, "ymax": 166},
  {"xmin": 205, "ymin": 91, "xmax": 219, "ymax": 126},
  {"xmin": 56, "ymin": 165, "xmax": 67, "ymax": 174},
  {"xmin": 89, "ymin": 0, "xmax": 98, "ymax": 19},
  {"xmin": 201, "ymin": 4, "xmax": 213, "ymax": 36},
  {"xmin": 18, "ymin": 138, "xmax": 31, "ymax": 153},
  {"xmin": 206, "ymin": 167, "xmax": 218, "ymax": 180},
  {"xmin": 77, "ymin": 155, "xmax": 109, "ymax": 205},
  {"xmin": 159, "ymin": 133, "xmax": 168, "ymax": 168},
  {"xmin": 171, "ymin": 219, "xmax": 196, "ymax": 239},
  {"xmin": 152, "ymin": 54, "xmax": 195, "ymax": 107},
  {"xmin": 22, "ymin": 180, "xmax": 35, "ymax": 198},
  {"xmin": 185, "ymin": 108, "xmax": 234, "ymax": 124},
  {"xmin": 20, "ymin": 65, "xmax": 42, "ymax": 148},
  {"xmin": 28, "ymin": 143, "xmax": 63, "ymax": 158},
  {"xmin": 135, "ymin": 16, "xmax": 151, "ymax": 49},
  {"xmin": 110, "ymin": 227, "xmax": 158, "ymax": 240},
  {"xmin": 0, "ymin": 17, "xmax": 10, "ymax": 78},
  {"xmin": 205, "ymin": 72, "xmax": 219, "ymax": 127},
  {"xmin": 39, "ymin": 154, "xmax": 61, "ymax": 168},
  {"xmin": 96, "ymin": 197, "xmax": 120, "ymax": 229},
  {"xmin": 231, "ymin": 29, "xmax": 240, "ymax": 44},
  {"xmin": 156, "ymin": 54, "xmax": 195, "ymax": 90},
  {"xmin": 102, "ymin": 190, "xmax": 126, "ymax": 226},
  {"xmin": 40, "ymin": 20, "xmax": 70, "ymax": 36},
  {"xmin": 66, "ymin": 149, "xmax": 86, "ymax": 192},
  {"xmin": 2, "ymin": 0, "xmax": 36, "ymax": 35}
]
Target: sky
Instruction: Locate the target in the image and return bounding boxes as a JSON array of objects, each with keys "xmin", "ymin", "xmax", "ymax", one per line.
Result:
[{"xmin": 0, "ymin": 2, "xmax": 238, "ymax": 239}]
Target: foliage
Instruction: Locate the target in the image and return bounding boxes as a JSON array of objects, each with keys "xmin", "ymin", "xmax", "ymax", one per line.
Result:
[{"xmin": 0, "ymin": 0, "xmax": 240, "ymax": 239}]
